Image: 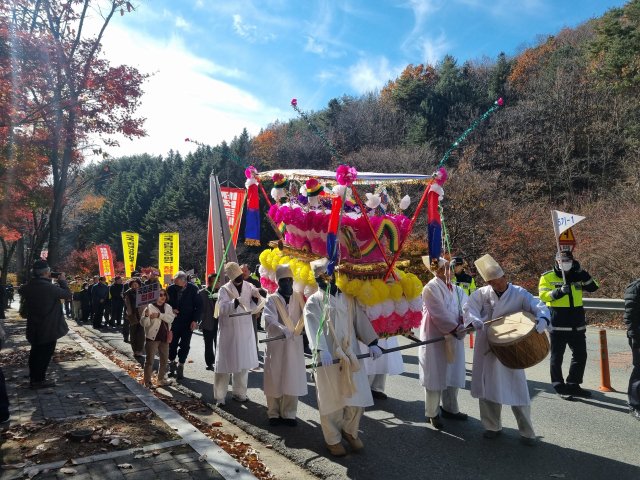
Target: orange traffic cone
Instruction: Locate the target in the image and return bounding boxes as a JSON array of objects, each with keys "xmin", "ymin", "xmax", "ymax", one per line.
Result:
[{"xmin": 598, "ymin": 329, "xmax": 615, "ymax": 392}]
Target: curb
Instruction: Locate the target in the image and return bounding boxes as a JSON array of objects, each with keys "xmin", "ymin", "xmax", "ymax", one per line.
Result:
[{"xmin": 67, "ymin": 330, "xmax": 255, "ymax": 479}]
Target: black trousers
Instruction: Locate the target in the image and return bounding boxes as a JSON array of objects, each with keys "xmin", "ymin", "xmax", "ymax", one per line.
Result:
[
  {"xmin": 111, "ymin": 300, "xmax": 124, "ymax": 325},
  {"xmin": 29, "ymin": 341, "xmax": 57, "ymax": 382},
  {"xmin": 169, "ymin": 322, "xmax": 193, "ymax": 364},
  {"xmin": 629, "ymin": 341, "xmax": 640, "ymax": 410},
  {"xmin": 80, "ymin": 305, "xmax": 91, "ymax": 324},
  {"xmin": 92, "ymin": 302, "xmax": 106, "ymax": 328},
  {"xmin": 0, "ymin": 366, "xmax": 8, "ymax": 420},
  {"xmin": 203, "ymin": 323, "xmax": 218, "ymax": 368},
  {"xmin": 550, "ymin": 330, "xmax": 587, "ymax": 386}
]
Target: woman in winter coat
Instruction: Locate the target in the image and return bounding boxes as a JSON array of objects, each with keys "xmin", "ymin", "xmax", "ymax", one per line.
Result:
[
  {"xmin": 124, "ymin": 279, "xmax": 145, "ymax": 356},
  {"xmin": 140, "ymin": 289, "xmax": 175, "ymax": 387}
]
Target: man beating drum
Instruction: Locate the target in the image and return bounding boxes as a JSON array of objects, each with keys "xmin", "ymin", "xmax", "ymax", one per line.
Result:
[{"xmin": 463, "ymin": 254, "xmax": 551, "ymax": 446}]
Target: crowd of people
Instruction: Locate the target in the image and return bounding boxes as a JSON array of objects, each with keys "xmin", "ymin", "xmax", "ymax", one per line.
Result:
[{"xmin": 1, "ymin": 252, "xmax": 638, "ymax": 455}]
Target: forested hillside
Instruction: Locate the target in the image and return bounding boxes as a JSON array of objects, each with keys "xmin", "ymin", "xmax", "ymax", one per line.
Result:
[{"xmin": 65, "ymin": 0, "xmax": 640, "ymax": 297}]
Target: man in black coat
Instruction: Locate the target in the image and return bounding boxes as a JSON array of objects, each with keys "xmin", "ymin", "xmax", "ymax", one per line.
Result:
[
  {"xmin": 199, "ymin": 273, "xmax": 220, "ymax": 371},
  {"xmin": 91, "ymin": 277, "xmax": 109, "ymax": 328},
  {"xmin": 18, "ymin": 260, "xmax": 72, "ymax": 388},
  {"xmin": 167, "ymin": 271, "xmax": 202, "ymax": 380},
  {"xmin": 109, "ymin": 276, "xmax": 125, "ymax": 328},
  {"xmin": 624, "ymin": 278, "xmax": 640, "ymax": 421}
]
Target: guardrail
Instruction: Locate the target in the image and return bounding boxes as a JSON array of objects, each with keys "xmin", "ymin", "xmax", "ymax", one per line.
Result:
[{"xmin": 534, "ymin": 297, "xmax": 625, "ymax": 312}]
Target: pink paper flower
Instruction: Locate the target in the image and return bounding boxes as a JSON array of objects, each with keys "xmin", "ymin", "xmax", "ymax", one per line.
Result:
[
  {"xmin": 245, "ymin": 166, "xmax": 258, "ymax": 179},
  {"xmin": 497, "ymin": 97, "xmax": 504, "ymax": 106},
  {"xmin": 336, "ymin": 164, "xmax": 358, "ymax": 186},
  {"xmin": 291, "ymin": 98, "xmax": 298, "ymax": 107}
]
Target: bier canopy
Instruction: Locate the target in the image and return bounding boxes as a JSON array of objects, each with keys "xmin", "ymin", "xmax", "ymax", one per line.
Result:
[{"xmin": 257, "ymin": 169, "xmax": 432, "ymax": 185}]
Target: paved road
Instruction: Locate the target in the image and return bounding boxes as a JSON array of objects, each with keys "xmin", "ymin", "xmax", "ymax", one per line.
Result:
[{"xmin": 89, "ymin": 322, "xmax": 639, "ymax": 480}]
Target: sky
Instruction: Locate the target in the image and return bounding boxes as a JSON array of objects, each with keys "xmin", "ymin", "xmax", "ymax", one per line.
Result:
[{"xmin": 95, "ymin": 0, "xmax": 628, "ymax": 159}]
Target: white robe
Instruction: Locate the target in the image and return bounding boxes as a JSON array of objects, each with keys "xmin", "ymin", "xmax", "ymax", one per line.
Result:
[
  {"xmin": 215, "ymin": 280, "xmax": 260, "ymax": 373},
  {"xmin": 304, "ymin": 290, "xmax": 378, "ymax": 415},
  {"xmin": 463, "ymin": 284, "xmax": 550, "ymax": 406},
  {"xmin": 362, "ymin": 336, "xmax": 404, "ymax": 375},
  {"xmin": 419, "ymin": 278, "xmax": 468, "ymax": 390},
  {"xmin": 262, "ymin": 292, "xmax": 308, "ymax": 398}
]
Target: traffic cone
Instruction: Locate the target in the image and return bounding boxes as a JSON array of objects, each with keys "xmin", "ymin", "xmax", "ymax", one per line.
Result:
[{"xmin": 598, "ymin": 329, "xmax": 615, "ymax": 392}]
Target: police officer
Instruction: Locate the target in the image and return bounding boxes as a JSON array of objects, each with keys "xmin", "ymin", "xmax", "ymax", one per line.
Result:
[
  {"xmin": 539, "ymin": 251, "xmax": 599, "ymax": 398},
  {"xmin": 451, "ymin": 257, "xmax": 476, "ymax": 296}
]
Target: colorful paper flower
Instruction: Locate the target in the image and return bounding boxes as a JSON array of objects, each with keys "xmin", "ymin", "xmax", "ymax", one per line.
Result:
[
  {"xmin": 305, "ymin": 178, "xmax": 323, "ymax": 197},
  {"xmin": 245, "ymin": 165, "xmax": 258, "ymax": 179},
  {"xmin": 291, "ymin": 98, "xmax": 298, "ymax": 107},
  {"xmin": 336, "ymin": 164, "xmax": 358, "ymax": 186}
]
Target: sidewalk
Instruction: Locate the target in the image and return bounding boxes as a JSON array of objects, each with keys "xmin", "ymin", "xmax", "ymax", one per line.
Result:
[{"xmin": 0, "ymin": 308, "xmax": 254, "ymax": 480}]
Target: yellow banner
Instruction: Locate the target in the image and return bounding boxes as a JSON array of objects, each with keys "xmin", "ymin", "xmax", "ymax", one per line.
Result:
[
  {"xmin": 159, "ymin": 232, "xmax": 179, "ymax": 286},
  {"xmin": 121, "ymin": 232, "xmax": 139, "ymax": 278}
]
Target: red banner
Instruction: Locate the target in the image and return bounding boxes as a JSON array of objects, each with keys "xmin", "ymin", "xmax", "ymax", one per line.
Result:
[
  {"xmin": 96, "ymin": 244, "xmax": 115, "ymax": 282},
  {"xmin": 220, "ymin": 187, "xmax": 245, "ymax": 246}
]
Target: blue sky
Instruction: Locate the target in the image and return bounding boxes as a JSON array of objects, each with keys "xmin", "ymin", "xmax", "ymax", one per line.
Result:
[{"xmin": 99, "ymin": 0, "xmax": 628, "ymax": 158}]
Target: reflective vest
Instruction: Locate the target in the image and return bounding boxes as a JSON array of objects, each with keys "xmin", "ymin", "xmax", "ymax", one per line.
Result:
[
  {"xmin": 453, "ymin": 273, "xmax": 476, "ymax": 296},
  {"xmin": 538, "ymin": 269, "xmax": 599, "ymax": 328}
]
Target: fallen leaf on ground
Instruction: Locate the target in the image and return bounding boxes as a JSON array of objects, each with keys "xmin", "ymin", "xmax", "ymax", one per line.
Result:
[
  {"xmin": 173, "ymin": 468, "xmax": 189, "ymax": 473},
  {"xmin": 59, "ymin": 467, "xmax": 77, "ymax": 475},
  {"xmin": 117, "ymin": 463, "xmax": 133, "ymax": 469},
  {"xmin": 109, "ymin": 438, "xmax": 120, "ymax": 446},
  {"xmin": 43, "ymin": 437, "xmax": 60, "ymax": 443},
  {"xmin": 211, "ymin": 422, "xmax": 223, "ymax": 427}
]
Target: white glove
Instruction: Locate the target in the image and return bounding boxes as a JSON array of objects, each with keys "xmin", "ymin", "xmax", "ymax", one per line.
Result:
[
  {"xmin": 281, "ymin": 327, "xmax": 293, "ymax": 339},
  {"xmin": 369, "ymin": 345, "xmax": 383, "ymax": 360},
  {"xmin": 535, "ymin": 318, "xmax": 548, "ymax": 334},
  {"xmin": 471, "ymin": 319, "xmax": 484, "ymax": 331},
  {"xmin": 320, "ymin": 350, "xmax": 334, "ymax": 366}
]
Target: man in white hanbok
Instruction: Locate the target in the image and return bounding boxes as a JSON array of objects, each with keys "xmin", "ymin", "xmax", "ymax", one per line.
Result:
[
  {"xmin": 262, "ymin": 265, "xmax": 308, "ymax": 426},
  {"xmin": 463, "ymin": 254, "xmax": 550, "ymax": 446},
  {"xmin": 213, "ymin": 262, "xmax": 263, "ymax": 406},
  {"xmin": 419, "ymin": 257, "xmax": 468, "ymax": 430},
  {"xmin": 304, "ymin": 258, "xmax": 382, "ymax": 457}
]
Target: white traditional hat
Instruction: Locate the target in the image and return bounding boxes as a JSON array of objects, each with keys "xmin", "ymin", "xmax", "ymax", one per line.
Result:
[
  {"xmin": 310, "ymin": 258, "xmax": 329, "ymax": 277},
  {"xmin": 422, "ymin": 256, "xmax": 447, "ymax": 273},
  {"xmin": 474, "ymin": 254, "xmax": 504, "ymax": 281},
  {"xmin": 275, "ymin": 264, "xmax": 293, "ymax": 282},
  {"xmin": 224, "ymin": 262, "xmax": 243, "ymax": 281}
]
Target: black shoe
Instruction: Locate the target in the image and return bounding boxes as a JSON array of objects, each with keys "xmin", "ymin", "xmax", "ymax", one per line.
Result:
[
  {"xmin": 554, "ymin": 383, "xmax": 573, "ymax": 400},
  {"xmin": 205, "ymin": 365, "xmax": 214, "ymax": 371},
  {"xmin": 268, "ymin": 417, "xmax": 282, "ymax": 426},
  {"xmin": 440, "ymin": 408, "xmax": 468, "ymax": 421},
  {"xmin": 567, "ymin": 384, "xmax": 592, "ymax": 398},
  {"xmin": 428, "ymin": 415, "xmax": 444, "ymax": 430},
  {"xmin": 371, "ymin": 390, "xmax": 388, "ymax": 400},
  {"xmin": 30, "ymin": 380, "xmax": 56, "ymax": 389},
  {"xmin": 282, "ymin": 418, "xmax": 298, "ymax": 427}
]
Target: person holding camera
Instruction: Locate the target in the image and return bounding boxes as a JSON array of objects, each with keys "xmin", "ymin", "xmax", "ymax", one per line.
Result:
[{"xmin": 18, "ymin": 260, "xmax": 72, "ymax": 389}]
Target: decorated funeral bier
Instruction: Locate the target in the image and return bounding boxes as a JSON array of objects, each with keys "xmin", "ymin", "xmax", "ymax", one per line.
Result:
[{"xmin": 249, "ymin": 166, "xmax": 449, "ymax": 337}]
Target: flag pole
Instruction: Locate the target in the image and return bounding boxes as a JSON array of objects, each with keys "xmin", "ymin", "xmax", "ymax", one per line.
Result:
[{"xmin": 551, "ymin": 210, "xmax": 567, "ymax": 284}]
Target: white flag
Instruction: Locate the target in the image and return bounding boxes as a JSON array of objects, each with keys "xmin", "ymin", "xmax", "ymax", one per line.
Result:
[{"xmin": 552, "ymin": 210, "xmax": 586, "ymax": 237}]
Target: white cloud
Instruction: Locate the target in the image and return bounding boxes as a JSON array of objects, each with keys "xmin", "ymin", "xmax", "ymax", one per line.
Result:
[
  {"xmin": 347, "ymin": 57, "xmax": 397, "ymax": 94},
  {"xmin": 232, "ymin": 14, "xmax": 257, "ymax": 40},
  {"xmin": 305, "ymin": 36, "xmax": 327, "ymax": 55},
  {"xmin": 421, "ymin": 33, "xmax": 450, "ymax": 65},
  {"xmin": 175, "ymin": 16, "xmax": 190, "ymax": 30},
  {"xmin": 96, "ymin": 23, "xmax": 288, "ymax": 158}
]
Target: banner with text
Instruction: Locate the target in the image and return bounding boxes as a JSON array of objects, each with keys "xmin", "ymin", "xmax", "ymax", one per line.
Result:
[
  {"xmin": 220, "ymin": 187, "xmax": 245, "ymax": 246},
  {"xmin": 96, "ymin": 244, "xmax": 115, "ymax": 282},
  {"xmin": 159, "ymin": 232, "xmax": 179, "ymax": 286},
  {"xmin": 121, "ymin": 232, "xmax": 139, "ymax": 278},
  {"xmin": 135, "ymin": 282, "xmax": 160, "ymax": 307}
]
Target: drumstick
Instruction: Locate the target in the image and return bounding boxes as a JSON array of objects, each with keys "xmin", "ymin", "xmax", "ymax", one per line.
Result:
[
  {"xmin": 259, "ymin": 334, "xmax": 286, "ymax": 343},
  {"xmin": 306, "ymin": 318, "xmax": 502, "ymax": 369}
]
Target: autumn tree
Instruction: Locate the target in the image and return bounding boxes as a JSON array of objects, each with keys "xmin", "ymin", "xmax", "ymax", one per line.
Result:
[{"xmin": 0, "ymin": 0, "xmax": 147, "ymax": 268}]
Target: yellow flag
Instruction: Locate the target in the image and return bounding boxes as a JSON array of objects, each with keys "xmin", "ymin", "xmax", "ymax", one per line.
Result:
[
  {"xmin": 159, "ymin": 232, "xmax": 180, "ymax": 286},
  {"xmin": 121, "ymin": 232, "xmax": 139, "ymax": 278}
]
